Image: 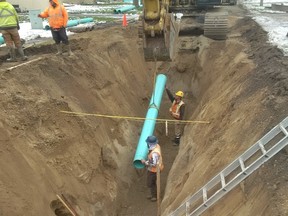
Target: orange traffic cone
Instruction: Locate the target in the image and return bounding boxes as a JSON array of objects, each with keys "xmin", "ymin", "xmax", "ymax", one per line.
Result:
[{"xmin": 122, "ymin": 14, "xmax": 128, "ymax": 27}]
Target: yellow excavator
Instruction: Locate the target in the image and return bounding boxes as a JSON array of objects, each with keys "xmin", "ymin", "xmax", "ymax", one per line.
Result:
[
  {"xmin": 138, "ymin": 0, "xmax": 180, "ymax": 61},
  {"xmin": 139, "ymin": 0, "xmax": 236, "ymax": 61}
]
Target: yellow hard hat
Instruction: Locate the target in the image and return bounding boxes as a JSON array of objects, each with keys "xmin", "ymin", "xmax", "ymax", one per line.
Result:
[{"xmin": 175, "ymin": 91, "xmax": 184, "ymax": 98}]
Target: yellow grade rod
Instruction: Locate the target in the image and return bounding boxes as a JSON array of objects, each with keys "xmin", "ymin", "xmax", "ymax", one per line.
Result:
[{"xmin": 60, "ymin": 110, "xmax": 210, "ymax": 124}]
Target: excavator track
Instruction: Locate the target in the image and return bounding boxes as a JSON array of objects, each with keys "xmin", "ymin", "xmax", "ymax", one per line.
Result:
[{"xmin": 204, "ymin": 12, "xmax": 228, "ymax": 40}]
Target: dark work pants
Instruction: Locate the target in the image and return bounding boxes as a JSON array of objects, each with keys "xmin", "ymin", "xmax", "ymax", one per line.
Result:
[
  {"xmin": 51, "ymin": 28, "xmax": 69, "ymax": 45},
  {"xmin": 147, "ymin": 171, "xmax": 157, "ymax": 198}
]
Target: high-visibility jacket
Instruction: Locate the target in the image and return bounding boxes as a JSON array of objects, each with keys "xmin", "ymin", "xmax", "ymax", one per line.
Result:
[
  {"xmin": 169, "ymin": 100, "xmax": 184, "ymax": 120},
  {"xmin": 148, "ymin": 144, "xmax": 164, "ymax": 173},
  {"xmin": 0, "ymin": 2, "xmax": 18, "ymax": 30},
  {"xmin": 39, "ymin": 0, "xmax": 68, "ymax": 29}
]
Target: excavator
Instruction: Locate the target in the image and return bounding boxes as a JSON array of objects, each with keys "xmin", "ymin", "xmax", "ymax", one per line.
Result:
[{"xmin": 138, "ymin": 0, "xmax": 236, "ymax": 61}]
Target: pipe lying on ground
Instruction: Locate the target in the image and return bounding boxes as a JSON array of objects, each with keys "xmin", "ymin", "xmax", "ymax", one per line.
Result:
[
  {"xmin": 114, "ymin": 5, "xmax": 136, "ymax": 14},
  {"xmin": 45, "ymin": 18, "xmax": 94, "ymax": 30},
  {"xmin": 0, "ymin": 36, "xmax": 4, "ymax": 45},
  {"xmin": 133, "ymin": 74, "xmax": 167, "ymax": 169},
  {"xmin": 68, "ymin": 23, "xmax": 95, "ymax": 33},
  {"xmin": 78, "ymin": 18, "xmax": 94, "ymax": 24}
]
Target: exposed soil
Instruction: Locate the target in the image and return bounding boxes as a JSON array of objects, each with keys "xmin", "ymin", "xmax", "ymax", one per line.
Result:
[{"xmin": 0, "ymin": 5, "xmax": 288, "ymax": 216}]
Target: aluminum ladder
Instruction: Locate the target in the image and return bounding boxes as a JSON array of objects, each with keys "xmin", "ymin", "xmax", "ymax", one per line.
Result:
[{"xmin": 169, "ymin": 116, "xmax": 288, "ymax": 216}]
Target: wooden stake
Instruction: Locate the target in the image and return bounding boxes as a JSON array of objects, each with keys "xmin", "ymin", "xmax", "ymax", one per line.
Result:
[
  {"xmin": 5, "ymin": 57, "xmax": 42, "ymax": 71},
  {"xmin": 165, "ymin": 120, "xmax": 168, "ymax": 136},
  {"xmin": 56, "ymin": 194, "xmax": 78, "ymax": 216},
  {"xmin": 157, "ymin": 164, "xmax": 161, "ymax": 216}
]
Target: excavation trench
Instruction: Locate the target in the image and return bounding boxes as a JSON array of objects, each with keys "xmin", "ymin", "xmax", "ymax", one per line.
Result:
[
  {"xmin": 0, "ymin": 25, "xmax": 204, "ymax": 215},
  {"xmin": 0, "ymin": 6, "xmax": 288, "ymax": 216}
]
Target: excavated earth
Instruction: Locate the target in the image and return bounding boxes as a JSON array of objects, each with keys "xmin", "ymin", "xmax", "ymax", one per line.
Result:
[{"xmin": 0, "ymin": 5, "xmax": 288, "ymax": 216}]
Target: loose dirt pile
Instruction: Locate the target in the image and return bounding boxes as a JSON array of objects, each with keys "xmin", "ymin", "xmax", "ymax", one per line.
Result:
[{"xmin": 0, "ymin": 5, "xmax": 287, "ymax": 216}]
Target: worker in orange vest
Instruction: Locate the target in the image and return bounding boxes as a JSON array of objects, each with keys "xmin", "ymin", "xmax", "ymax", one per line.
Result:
[
  {"xmin": 38, "ymin": 0, "xmax": 73, "ymax": 56},
  {"xmin": 166, "ymin": 88, "xmax": 185, "ymax": 145},
  {"xmin": 141, "ymin": 135, "xmax": 164, "ymax": 202}
]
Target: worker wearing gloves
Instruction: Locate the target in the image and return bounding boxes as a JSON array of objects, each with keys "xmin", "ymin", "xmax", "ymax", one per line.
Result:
[
  {"xmin": 38, "ymin": 0, "xmax": 73, "ymax": 56},
  {"xmin": 0, "ymin": 0, "xmax": 27, "ymax": 61},
  {"xmin": 141, "ymin": 135, "xmax": 164, "ymax": 202},
  {"xmin": 166, "ymin": 87, "xmax": 185, "ymax": 145}
]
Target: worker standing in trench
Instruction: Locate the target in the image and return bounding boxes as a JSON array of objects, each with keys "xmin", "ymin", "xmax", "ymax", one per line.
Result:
[
  {"xmin": 166, "ymin": 87, "xmax": 185, "ymax": 146},
  {"xmin": 38, "ymin": 0, "xmax": 73, "ymax": 56},
  {"xmin": 0, "ymin": 0, "xmax": 28, "ymax": 61},
  {"xmin": 141, "ymin": 135, "xmax": 164, "ymax": 202}
]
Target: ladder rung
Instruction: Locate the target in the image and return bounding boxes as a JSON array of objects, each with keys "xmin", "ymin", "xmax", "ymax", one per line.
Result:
[
  {"xmin": 239, "ymin": 158, "xmax": 246, "ymax": 175},
  {"xmin": 220, "ymin": 172, "xmax": 226, "ymax": 190},
  {"xmin": 280, "ymin": 124, "xmax": 288, "ymax": 136},
  {"xmin": 203, "ymin": 187, "xmax": 207, "ymax": 202},
  {"xmin": 258, "ymin": 141, "xmax": 268, "ymax": 157},
  {"xmin": 186, "ymin": 201, "xmax": 190, "ymax": 215}
]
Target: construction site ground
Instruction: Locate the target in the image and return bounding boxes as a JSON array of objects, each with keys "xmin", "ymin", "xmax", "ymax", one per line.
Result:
[{"xmin": 0, "ymin": 5, "xmax": 288, "ymax": 216}]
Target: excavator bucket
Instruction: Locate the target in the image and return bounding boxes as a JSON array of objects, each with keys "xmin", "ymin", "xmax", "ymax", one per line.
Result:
[
  {"xmin": 143, "ymin": 38, "xmax": 170, "ymax": 62},
  {"xmin": 140, "ymin": 14, "xmax": 180, "ymax": 62}
]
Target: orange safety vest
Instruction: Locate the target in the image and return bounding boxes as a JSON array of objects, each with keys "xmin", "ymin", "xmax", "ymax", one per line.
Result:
[
  {"xmin": 148, "ymin": 144, "xmax": 164, "ymax": 173},
  {"xmin": 40, "ymin": 0, "xmax": 68, "ymax": 29},
  {"xmin": 169, "ymin": 100, "xmax": 184, "ymax": 119}
]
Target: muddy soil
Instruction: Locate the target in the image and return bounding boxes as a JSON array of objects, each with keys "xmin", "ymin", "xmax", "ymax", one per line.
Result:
[{"xmin": 0, "ymin": 5, "xmax": 287, "ymax": 216}]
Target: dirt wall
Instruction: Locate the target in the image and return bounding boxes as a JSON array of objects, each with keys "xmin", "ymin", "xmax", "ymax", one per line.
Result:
[
  {"xmin": 161, "ymin": 10, "xmax": 288, "ymax": 216},
  {"xmin": 0, "ymin": 27, "xmax": 151, "ymax": 216}
]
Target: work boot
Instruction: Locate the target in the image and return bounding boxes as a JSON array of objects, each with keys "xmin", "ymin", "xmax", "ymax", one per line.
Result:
[
  {"xmin": 146, "ymin": 195, "xmax": 152, "ymax": 199},
  {"xmin": 7, "ymin": 47, "xmax": 17, "ymax": 62},
  {"xmin": 17, "ymin": 47, "xmax": 28, "ymax": 61},
  {"xmin": 56, "ymin": 44, "xmax": 62, "ymax": 55},
  {"xmin": 173, "ymin": 137, "xmax": 180, "ymax": 146},
  {"xmin": 66, "ymin": 44, "xmax": 73, "ymax": 56}
]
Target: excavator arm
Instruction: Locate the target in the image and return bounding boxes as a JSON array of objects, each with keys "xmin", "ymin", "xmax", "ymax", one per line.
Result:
[
  {"xmin": 139, "ymin": 0, "xmax": 229, "ymax": 62},
  {"xmin": 138, "ymin": 0, "xmax": 180, "ymax": 61}
]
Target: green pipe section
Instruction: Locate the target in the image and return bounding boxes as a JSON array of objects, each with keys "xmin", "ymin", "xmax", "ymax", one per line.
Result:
[
  {"xmin": 78, "ymin": 18, "xmax": 94, "ymax": 24},
  {"xmin": 44, "ymin": 18, "xmax": 94, "ymax": 30},
  {"xmin": 133, "ymin": 74, "xmax": 167, "ymax": 169},
  {"xmin": 0, "ymin": 36, "xmax": 4, "ymax": 45},
  {"xmin": 114, "ymin": 5, "xmax": 136, "ymax": 14}
]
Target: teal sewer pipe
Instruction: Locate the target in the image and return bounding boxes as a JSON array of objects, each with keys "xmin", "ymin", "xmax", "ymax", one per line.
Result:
[
  {"xmin": 78, "ymin": 18, "xmax": 93, "ymax": 24},
  {"xmin": 114, "ymin": 5, "xmax": 136, "ymax": 14},
  {"xmin": 133, "ymin": 74, "xmax": 167, "ymax": 169},
  {"xmin": 45, "ymin": 18, "xmax": 94, "ymax": 30},
  {"xmin": 0, "ymin": 36, "xmax": 4, "ymax": 45}
]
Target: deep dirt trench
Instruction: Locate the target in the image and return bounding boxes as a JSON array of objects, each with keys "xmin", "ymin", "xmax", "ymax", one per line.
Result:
[{"xmin": 0, "ymin": 5, "xmax": 288, "ymax": 216}]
